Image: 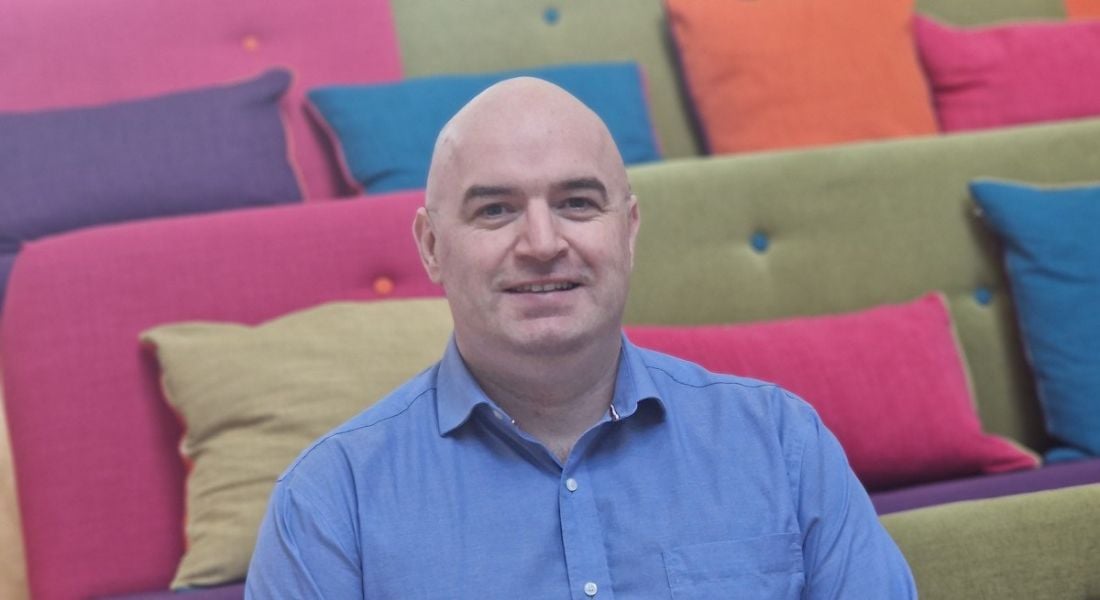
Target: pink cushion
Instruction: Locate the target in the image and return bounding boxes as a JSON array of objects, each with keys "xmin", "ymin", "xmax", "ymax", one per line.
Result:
[
  {"xmin": 0, "ymin": 193, "xmax": 439, "ymax": 599},
  {"xmin": 625, "ymin": 293, "xmax": 1037, "ymax": 491},
  {"xmin": 914, "ymin": 15, "xmax": 1100, "ymax": 132},
  {"xmin": 0, "ymin": 0, "xmax": 401, "ymax": 199}
]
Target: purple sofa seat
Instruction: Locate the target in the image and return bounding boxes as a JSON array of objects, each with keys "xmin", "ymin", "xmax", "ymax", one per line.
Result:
[{"xmin": 871, "ymin": 458, "xmax": 1100, "ymax": 514}]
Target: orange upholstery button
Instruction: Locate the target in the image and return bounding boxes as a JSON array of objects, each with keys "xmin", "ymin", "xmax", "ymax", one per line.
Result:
[
  {"xmin": 242, "ymin": 35, "xmax": 260, "ymax": 51},
  {"xmin": 373, "ymin": 276, "xmax": 395, "ymax": 296}
]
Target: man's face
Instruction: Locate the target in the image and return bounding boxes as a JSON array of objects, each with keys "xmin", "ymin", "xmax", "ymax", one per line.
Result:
[{"xmin": 416, "ymin": 105, "xmax": 639, "ymax": 358}]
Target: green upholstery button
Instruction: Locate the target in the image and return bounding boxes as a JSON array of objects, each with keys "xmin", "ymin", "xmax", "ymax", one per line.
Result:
[
  {"xmin": 543, "ymin": 6, "xmax": 560, "ymax": 25},
  {"xmin": 751, "ymin": 231, "xmax": 769, "ymax": 253},
  {"xmin": 974, "ymin": 287, "xmax": 993, "ymax": 305}
]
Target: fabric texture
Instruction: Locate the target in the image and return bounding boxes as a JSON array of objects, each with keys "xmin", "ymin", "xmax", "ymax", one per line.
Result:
[
  {"xmin": 246, "ymin": 337, "xmax": 916, "ymax": 598},
  {"xmin": 0, "ymin": 69, "xmax": 301, "ymax": 309},
  {"xmin": 308, "ymin": 62, "xmax": 661, "ymax": 194},
  {"xmin": 872, "ymin": 457, "xmax": 1100, "ymax": 514},
  {"xmin": 664, "ymin": 0, "xmax": 937, "ymax": 154},
  {"xmin": 915, "ymin": 16, "xmax": 1100, "ymax": 132},
  {"xmin": 970, "ymin": 179, "xmax": 1100, "ymax": 458},
  {"xmin": 625, "ymin": 293, "xmax": 1037, "ymax": 490},
  {"xmin": 142, "ymin": 299, "xmax": 454, "ymax": 589}
]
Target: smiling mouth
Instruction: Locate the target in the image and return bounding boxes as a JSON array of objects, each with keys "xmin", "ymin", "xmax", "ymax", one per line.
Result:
[{"xmin": 505, "ymin": 282, "xmax": 580, "ymax": 294}]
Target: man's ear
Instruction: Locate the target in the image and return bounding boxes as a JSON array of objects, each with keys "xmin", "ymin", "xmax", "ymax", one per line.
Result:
[
  {"xmin": 413, "ymin": 207, "xmax": 443, "ymax": 283},
  {"xmin": 626, "ymin": 194, "xmax": 641, "ymax": 268}
]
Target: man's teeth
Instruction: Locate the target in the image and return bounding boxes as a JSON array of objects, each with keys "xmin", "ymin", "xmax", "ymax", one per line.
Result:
[{"xmin": 511, "ymin": 282, "xmax": 577, "ymax": 293}]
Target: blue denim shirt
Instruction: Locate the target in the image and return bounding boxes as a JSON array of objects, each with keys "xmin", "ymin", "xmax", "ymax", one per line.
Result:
[{"xmin": 246, "ymin": 336, "xmax": 916, "ymax": 599}]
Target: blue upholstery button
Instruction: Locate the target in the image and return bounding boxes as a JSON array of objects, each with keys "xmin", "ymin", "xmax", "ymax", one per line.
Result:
[
  {"xmin": 543, "ymin": 6, "xmax": 560, "ymax": 25},
  {"xmin": 750, "ymin": 231, "xmax": 769, "ymax": 253},
  {"xmin": 974, "ymin": 287, "xmax": 994, "ymax": 306}
]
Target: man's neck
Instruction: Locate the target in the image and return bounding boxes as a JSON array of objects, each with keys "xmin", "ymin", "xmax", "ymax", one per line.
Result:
[{"xmin": 459, "ymin": 334, "xmax": 622, "ymax": 463}]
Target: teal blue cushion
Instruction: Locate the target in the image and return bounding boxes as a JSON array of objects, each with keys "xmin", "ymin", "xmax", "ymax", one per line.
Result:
[
  {"xmin": 307, "ymin": 62, "xmax": 661, "ymax": 194},
  {"xmin": 970, "ymin": 179, "xmax": 1100, "ymax": 460}
]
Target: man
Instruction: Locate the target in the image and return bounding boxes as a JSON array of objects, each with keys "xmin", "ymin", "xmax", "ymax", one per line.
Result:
[{"xmin": 246, "ymin": 78, "xmax": 917, "ymax": 598}]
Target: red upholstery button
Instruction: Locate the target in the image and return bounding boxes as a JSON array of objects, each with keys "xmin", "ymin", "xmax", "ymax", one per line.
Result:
[
  {"xmin": 242, "ymin": 35, "xmax": 260, "ymax": 51},
  {"xmin": 373, "ymin": 276, "xmax": 395, "ymax": 295}
]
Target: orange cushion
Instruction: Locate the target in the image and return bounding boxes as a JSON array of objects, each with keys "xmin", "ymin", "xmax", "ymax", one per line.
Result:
[
  {"xmin": 666, "ymin": 0, "xmax": 938, "ymax": 154},
  {"xmin": 1066, "ymin": 0, "xmax": 1100, "ymax": 18}
]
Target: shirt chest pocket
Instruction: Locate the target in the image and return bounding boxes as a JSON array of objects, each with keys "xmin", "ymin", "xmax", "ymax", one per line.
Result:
[{"xmin": 662, "ymin": 532, "xmax": 804, "ymax": 599}]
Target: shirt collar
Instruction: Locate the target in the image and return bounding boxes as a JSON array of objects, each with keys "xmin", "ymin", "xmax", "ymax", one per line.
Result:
[{"xmin": 435, "ymin": 333, "xmax": 665, "ymax": 436}]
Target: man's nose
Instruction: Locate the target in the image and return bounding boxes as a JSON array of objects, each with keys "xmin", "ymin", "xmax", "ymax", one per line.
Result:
[{"xmin": 516, "ymin": 201, "xmax": 567, "ymax": 261}]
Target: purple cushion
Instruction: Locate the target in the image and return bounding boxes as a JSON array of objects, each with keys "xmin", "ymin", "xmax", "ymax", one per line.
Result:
[
  {"xmin": 96, "ymin": 583, "xmax": 244, "ymax": 599},
  {"xmin": 871, "ymin": 457, "xmax": 1100, "ymax": 514},
  {"xmin": 0, "ymin": 69, "xmax": 302, "ymax": 308}
]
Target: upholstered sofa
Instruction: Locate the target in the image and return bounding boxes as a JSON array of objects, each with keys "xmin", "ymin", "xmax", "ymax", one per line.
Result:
[{"xmin": 2, "ymin": 0, "xmax": 1100, "ymax": 599}]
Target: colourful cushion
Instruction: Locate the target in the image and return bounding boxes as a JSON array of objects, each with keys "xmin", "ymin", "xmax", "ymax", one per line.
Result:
[
  {"xmin": 0, "ymin": 70, "xmax": 301, "ymax": 309},
  {"xmin": 1066, "ymin": 0, "xmax": 1100, "ymax": 19},
  {"xmin": 915, "ymin": 16, "xmax": 1100, "ymax": 132},
  {"xmin": 0, "ymin": 0, "xmax": 402, "ymax": 199},
  {"xmin": 664, "ymin": 0, "xmax": 937, "ymax": 154},
  {"xmin": 625, "ymin": 293, "xmax": 1037, "ymax": 490},
  {"xmin": 970, "ymin": 179, "xmax": 1100, "ymax": 459},
  {"xmin": 307, "ymin": 62, "xmax": 661, "ymax": 194},
  {"xmin": 142, "ymin": 299, "xmax": 454, "ymax": 589}
]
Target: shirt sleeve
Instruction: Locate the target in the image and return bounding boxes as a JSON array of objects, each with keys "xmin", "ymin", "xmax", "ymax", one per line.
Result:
[
  {"xmin": 245, "ymin": 469, "xmax": 362, "ymax": 599},
  {"xmin": 786, "ymin": 390, "xmax": 919, "ymax": 599}
]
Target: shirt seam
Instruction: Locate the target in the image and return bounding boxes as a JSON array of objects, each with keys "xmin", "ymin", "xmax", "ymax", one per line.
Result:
[{"xmin": 644, "ymin": 363, "xmax": 783, "ymax": 392}]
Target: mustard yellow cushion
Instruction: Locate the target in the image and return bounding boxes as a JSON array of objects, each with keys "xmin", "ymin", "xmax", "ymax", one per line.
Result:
[{"xmin": 141, "ymin": 299, "xmax": 453, "ymax": 589}]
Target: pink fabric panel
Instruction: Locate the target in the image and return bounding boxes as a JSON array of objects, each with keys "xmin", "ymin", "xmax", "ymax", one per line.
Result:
[
  {"xmin": 626, "ymin": 294, "xmax": 1037, "ymax": 491},
  {"xmin": 1, "ymin": 192, "xmax": 440, "ymax": 600},
  {"xmin": 0, "ymin": 0, "xmax": 402, "ymax": 199},
  {"xmin": 915, "ymin": 16, "xmax": 1100, "ymax": 131}
]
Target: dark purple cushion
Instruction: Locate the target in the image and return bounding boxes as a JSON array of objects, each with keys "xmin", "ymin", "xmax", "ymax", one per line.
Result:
[
  {"xmin": 871, "ymin": 457, "xmax": 1100, "ymax": 514},
  {"xmin": 0, "ymin": 69, "xmax": 302, "ymax": 308},
  {"xmin": 96, "ymin": 583, "xmax": 244, "ymax": 599}
]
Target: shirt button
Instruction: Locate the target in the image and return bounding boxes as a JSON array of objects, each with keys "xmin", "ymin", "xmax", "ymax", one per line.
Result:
[
  {"xmin": 584, "ymin": 581, "xmax": 598, "ymax": 596},
  {"xmin": 565, "ymin": 478, "xmax": 578, "ymax": 492}
]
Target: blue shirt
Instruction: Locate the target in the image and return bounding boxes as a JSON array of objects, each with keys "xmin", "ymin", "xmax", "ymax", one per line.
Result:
[{"xmin": 246, "ymin": 336, "xmax": 916, "ymax": 599}]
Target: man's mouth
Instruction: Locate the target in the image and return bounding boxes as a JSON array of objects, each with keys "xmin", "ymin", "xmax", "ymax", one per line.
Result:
[{"xmin": 505, "ymin": 281, "xmax": 580, "ymax": 294}]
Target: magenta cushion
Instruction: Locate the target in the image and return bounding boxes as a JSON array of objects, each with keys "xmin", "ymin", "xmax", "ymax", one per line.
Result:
[
  {"xmin": 0, "ymin": 0, "xmax": 401, "ymax": 199},
  {"xmin": 625, "ymin": 293, "xmax": 1037, "ymax": 490},
  {"xmin": 1, "ymin": 193, "xmax": 439, "ymax": 600},
  {"xmin": 914, "ymin": 15, "xmax": 1100, "ymax": 132}
]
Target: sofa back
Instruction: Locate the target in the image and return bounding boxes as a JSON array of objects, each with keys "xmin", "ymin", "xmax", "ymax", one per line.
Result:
[{"xmin": 625, "ymin": 117, "xmax": 1100, "ymax": 450}]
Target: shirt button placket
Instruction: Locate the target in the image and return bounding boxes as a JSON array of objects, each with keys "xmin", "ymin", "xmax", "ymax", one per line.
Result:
[{"xmin": 559, "ymin": 465, "xmax": 614, "ymax": 599}]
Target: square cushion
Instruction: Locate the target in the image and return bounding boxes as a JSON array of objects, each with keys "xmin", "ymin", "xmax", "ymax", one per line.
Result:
[
  {"xmin": 307, "ymin": 62, "xmax": 661, "ymax": 194},
  {"xmin": 141, "ymin": 299, "xmax": 453, "ymax": 589},
  {"xmin": 1066, "ymin": 0, "xmax": 1100, "ymax": 18},
  {"xmin": 665, "ymin": 0, "xmax": 937, "ymax": 154},
  {"xmin": 625, "ymin": 293, "xmax": 1037, "ymax": 490},
  {"xmin": 970, "ymin": 179, "xmax": 1100, "ymax": 459},
  {"xmin": 915, "ymin": 16, "xmax": 1100, "ymax": 131},
  {"xmin": 0, "ymin": 70, "xmax": 302, "ymax": 308}
]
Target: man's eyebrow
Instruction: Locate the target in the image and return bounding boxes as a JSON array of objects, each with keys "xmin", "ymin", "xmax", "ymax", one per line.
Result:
[
  {"xmin": 462, "ymin": 185, "xmax": 516, "ymax": 204},
  {"xmin": 555, "ymin": 177, "xmax": 608, "ymax": 201}
]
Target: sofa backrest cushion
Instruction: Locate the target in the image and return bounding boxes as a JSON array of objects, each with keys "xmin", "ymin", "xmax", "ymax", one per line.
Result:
[
  {"xmin": 0, "ymin": 193, "xmax": 439, "ymax": 599},
  {"xmin": 624, "ymin": 117, "xmax": 1100, "ymax": 451},
  {"xmin": 0, "ymin": 0, "xmax": 401, "ymax": 200}
]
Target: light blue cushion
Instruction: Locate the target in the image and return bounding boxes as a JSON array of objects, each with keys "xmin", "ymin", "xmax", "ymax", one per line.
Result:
[
  {"xmin": 970, "ymin": 179, "xmax": 1100, "ymax": 460},
  {"xmin": 307, "ymin": 62, "xmax": 661, "ymax": 194}
]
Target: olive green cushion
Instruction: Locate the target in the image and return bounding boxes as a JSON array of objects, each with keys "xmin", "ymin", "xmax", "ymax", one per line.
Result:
[
  {"xmin": 881, "ymin": 484, "xmax": 1100, "ymax": 599},
  {"xmin": 624, "ymin": 117, "xmax": 1100, "ymax": 451},
  {"xmin": 141, "ymin": 299, "xmax": 453, "ymax": 589}
]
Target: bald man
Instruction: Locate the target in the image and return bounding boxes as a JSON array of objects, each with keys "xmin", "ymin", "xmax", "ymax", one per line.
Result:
[{"xmin": 246, "ymin": 79, "xmax": 916, "ymax": 599}]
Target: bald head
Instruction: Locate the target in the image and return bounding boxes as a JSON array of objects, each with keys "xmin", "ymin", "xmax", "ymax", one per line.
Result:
[{"xmin": 425, "ymin": 77, "xmax": 630, "ymax": 211}]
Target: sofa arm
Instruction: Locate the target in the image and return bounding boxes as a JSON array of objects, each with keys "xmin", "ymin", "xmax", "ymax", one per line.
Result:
[{"xmin": 880, "ymin": 484, "xmax": 1100, "ymax": 599}]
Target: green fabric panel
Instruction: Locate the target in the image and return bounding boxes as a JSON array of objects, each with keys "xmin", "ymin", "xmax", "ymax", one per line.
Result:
[
  {"xmin": 916, "ymin": 0, "xmax": 1065, "ymax": 25},
  {"xmin": 881, "ymin": 484, "xmax": 1100, "ymax": 599},
  {"xmin": 624, "ymin": 118, "xmax": 1100, "ymax": 450},
  {"xmin": 389, "ymin": 0, "xmax": 701, "ymax": 159}
]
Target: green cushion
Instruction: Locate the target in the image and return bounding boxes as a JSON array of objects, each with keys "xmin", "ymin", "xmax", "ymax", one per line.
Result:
[
  {"xmin": 624, "ymin": 118, "xmax": 1100, "ymax": 451},
  {"xmin": 390, "ymin": 0, "xmax": 700, "ymax": 160},
  {"xmin": 916, "ymin": 0, "xmax": 1064, "ymax": 25},
  {"xmin": 881, "ymin": 484, "xmax": 1100, "ymax": 599},
  {"xmin": 141, "ymin": 299, "xmax": 453, "ymax": 589}
]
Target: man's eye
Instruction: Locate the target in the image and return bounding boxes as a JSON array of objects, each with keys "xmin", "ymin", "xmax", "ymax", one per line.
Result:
[
  {"xmin": 564, "ymin": 197, "xmax": 597, "ymax": 211},
  {"xmin": 478, "ymin": 203, "xmax": 509, "ymax": 218}
]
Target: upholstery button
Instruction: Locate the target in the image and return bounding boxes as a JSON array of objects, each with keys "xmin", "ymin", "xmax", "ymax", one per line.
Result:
[
  {"xmin": 565, "ymin": 478, "xmax": 578, "ymax": 492},
  {"xmin": 584, "ymin": 581, "xmax": 598, "ymax": 596},
  {"xmin": 750, "ymin": 231, "xmax": 769, "ymax": 253},
  {"xmin": 974, "ymin": 286, "xmax": 993, "ymax": 306},
  {"xmin": 543, "ymin": 6, "xmax": 560, "ymax": 25},
  {"xmin": 242, "ymin": 35, "xmax": 260, "ymax": 51},
  {"xmin": 373, "ymin": 276, "xmax": 395, "ymax": 295}
]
